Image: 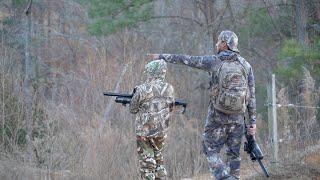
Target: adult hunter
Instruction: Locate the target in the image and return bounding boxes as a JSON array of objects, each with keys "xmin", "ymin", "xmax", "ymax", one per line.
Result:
[{"xmin": 147, "ymin": 30, "xmax": 257, "ymax": 180}]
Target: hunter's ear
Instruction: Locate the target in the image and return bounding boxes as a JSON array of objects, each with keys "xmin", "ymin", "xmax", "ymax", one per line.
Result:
[{"xmin": 223, "ymin": 41, "xmax": 228, "ymax": 49}]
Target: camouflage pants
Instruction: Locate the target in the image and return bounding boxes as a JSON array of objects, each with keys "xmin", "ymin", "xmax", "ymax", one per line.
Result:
[
  {"xmin": 203, "ymin": 109, "xmax": 244, "ymax": 180},
  {"xmin": 137, "ymin": 135, "xmax": 167, "ymax": 180}
]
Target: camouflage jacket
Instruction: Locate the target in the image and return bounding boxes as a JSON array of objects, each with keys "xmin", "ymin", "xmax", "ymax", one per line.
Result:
[
  {"xmin": 159, "ymin": 50, "xmax": 256, "ymax": 124},
  {"xmin": 130, "ymin": 79, "xmax": 175, "ymax": 137}
]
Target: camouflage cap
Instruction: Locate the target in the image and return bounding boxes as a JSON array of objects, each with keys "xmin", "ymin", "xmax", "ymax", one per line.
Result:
[
  {"xmin": 218, "ymin": 30, "xmax": 239, "ymax": 53},
  {"xmin": 145, "ymin": 59, "xmax": 167, "ymax": 78}
]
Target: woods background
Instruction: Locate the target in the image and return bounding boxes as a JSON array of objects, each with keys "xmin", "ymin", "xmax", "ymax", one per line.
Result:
[{"xmin": 0, "ymin": 0, "xmax": 319, "ymax": 179}]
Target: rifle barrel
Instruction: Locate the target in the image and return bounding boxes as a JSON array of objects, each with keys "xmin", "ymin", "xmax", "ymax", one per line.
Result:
[
  {"xmin": 104, "ymin": 92, "xmax": 187, "ymax": 111},
  {"xmin": 103, "ymin": 92, "xmax": 132, "ymax": 97},
  {"xmin": 258, "ymin": 159, "xmax": 270, "ymax": 177}
]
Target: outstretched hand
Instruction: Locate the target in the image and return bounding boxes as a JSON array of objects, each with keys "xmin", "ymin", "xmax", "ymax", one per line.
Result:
[{"xmin": 146, "ymin": 53, "xmax": 160, "ymax": 60}]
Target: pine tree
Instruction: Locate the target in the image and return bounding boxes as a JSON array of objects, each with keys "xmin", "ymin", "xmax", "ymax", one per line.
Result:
[{"xmin": 85, "ymin": 0, "xmax": 154, "ymax": 35}]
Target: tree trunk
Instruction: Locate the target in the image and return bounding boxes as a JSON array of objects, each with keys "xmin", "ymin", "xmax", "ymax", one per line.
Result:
[
  {"xmin": 295, "ymin": 0, "xmax": 309, "ymax": 45},
  {"xmin": 24, "ymin": 0, "xmax": 33, "ymax": 163},
  {"xmin": 1, "ymin": 21, "xmax": 4, "ymax": 145},
  {"xmin": 315, "ymin": 1, "xmax": 320, "ymax": 21}
]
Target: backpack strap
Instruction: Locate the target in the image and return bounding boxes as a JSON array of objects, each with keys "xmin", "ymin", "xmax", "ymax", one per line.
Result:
[{"xmin": 235, "ymin": 56, "xmax": 249, "ymax": 81}]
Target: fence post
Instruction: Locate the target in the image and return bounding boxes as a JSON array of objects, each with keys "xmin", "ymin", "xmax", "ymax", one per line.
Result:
[{"xmin": 268, "ymin": 74, "xmax": 279, "ymax": 164}]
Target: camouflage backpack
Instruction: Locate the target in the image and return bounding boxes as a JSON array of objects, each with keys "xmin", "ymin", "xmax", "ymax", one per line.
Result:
[{"xmin": 212, "ymin": 56, "xmax": 249, "ymax": 114}]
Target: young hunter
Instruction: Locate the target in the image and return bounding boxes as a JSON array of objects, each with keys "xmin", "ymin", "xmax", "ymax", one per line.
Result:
[
  {"xmin": 148, "ymin": 30, "xmax": 257, "ymax": 180},
  {"xmin": 130, "ymin": 59, "xmax": 175, "ymax": 180}
]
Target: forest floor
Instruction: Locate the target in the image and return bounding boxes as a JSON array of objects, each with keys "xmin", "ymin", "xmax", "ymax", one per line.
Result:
[
  {"xmin": 183, "ymin": 153, "xmax": 320, "ymax": 180},
  {"xmin": 0, "ymin": 153, "xmax": 319, "ymax": 180}
]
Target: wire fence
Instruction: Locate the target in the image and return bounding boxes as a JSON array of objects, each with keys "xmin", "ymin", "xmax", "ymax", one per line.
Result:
[
  {"xmin": 276, "ymin": 105, "xmax": 320, "ymax": 175},
  {"xmin": 261, "ymin": 73, "xmax": 320, "ymax": 179}
]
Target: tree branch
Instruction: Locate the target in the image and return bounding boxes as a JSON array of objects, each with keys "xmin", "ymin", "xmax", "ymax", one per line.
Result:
[
  {"xmin": 25, "ymin": 0, "xmax": 33, "ymax": 15},
  {"xmin": 151, "ymin": 15, "xmax": 203, "ymax": 27},
  {"xmin": 261, "ymin": 0, "xmax": 285, "ymax": 39},
  {"xmin": 205, "ymin": 3, "xmax": 228, "ymax": 29},
  {"xmin": 226, "ymin": 0, "xmax": 235, "ymax": 24}
]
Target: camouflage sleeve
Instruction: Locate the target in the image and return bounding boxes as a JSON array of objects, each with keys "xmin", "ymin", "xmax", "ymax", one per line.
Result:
[
  {"xmin": 247, "ymin": 67, "xmax": 257, "ymax": 125},
  {"xmin": 159, "ymin": 54, "xmax": 219, "ymax": 72},
  {"xmin": 129, "ymin": 87, "xmax": 141, "ymax": 114}
]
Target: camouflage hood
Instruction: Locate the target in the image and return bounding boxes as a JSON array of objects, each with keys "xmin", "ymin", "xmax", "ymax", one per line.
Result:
[{"xmin": 145, "ymin": 59, "xmax": 167, "ymax": 81}]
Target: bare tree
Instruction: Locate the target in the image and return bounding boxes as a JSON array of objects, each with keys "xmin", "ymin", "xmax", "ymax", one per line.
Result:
[
  {"xmin": 295, "ymin": 0, "xmax": 309, "ymax": 45},
  {"xmin": 24, "ymin": 0, "xmax": 34, "ymax": 163}
]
